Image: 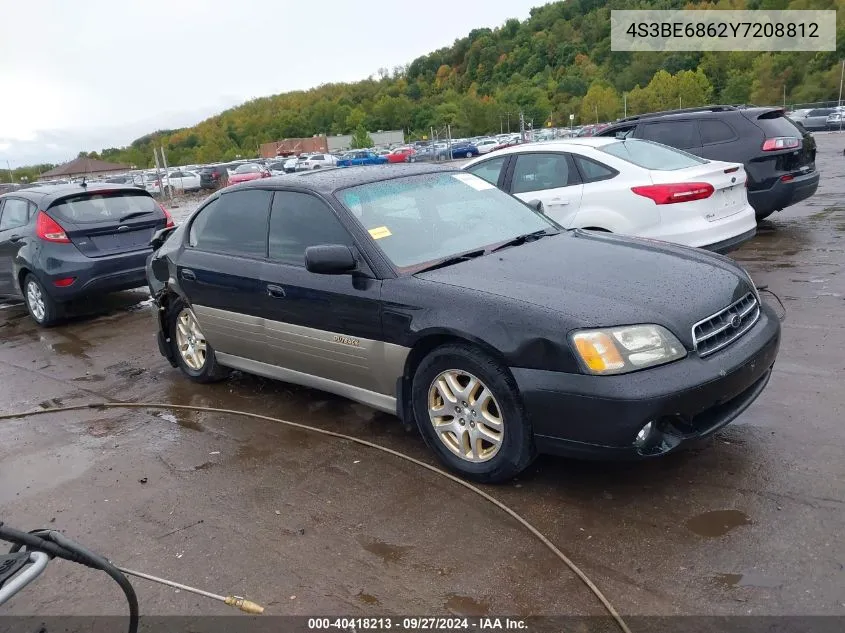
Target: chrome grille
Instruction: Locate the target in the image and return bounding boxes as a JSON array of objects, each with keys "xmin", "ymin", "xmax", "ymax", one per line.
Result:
[{"xmin": 692, "ymin": 293, "xmax": 759, "ymax": 357}]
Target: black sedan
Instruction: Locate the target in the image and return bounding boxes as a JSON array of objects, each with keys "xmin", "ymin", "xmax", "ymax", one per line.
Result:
[
  {"xmin": 0, "ymin": 183, "xmax": 173, "ymax": 326},
  {"xmin": 146, "ymin": 164, "xmax": 780, "ymax": 482}
]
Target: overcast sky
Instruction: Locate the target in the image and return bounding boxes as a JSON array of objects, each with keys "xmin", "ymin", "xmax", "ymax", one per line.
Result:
[{"xmin": 0, "ymin": 0, "xmax": 544, "ymax": 166}]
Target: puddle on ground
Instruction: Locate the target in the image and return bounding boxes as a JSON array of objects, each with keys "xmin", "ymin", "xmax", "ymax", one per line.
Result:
[
  {"xmin": 357, "ymin": 592, "xmax": 380, "ymax": 606},
  {"xmin": 72, "ymin": 373, "xmax": 107, "ymax": 383},
  {"xmin": 715, "ymin": 572, "xmax": 784, "ymax": 588},
  {"xmin": 685, "ymin": 510, "xmax": 751, "ymax": 537},
  {"xmin": 42, "ymin": 331, "xmax": 92, "ymax": 359},
  {"xmin": 236, "ymin": 443, "xmax": 275, "ymax": 461},
  {"xmin": 157, "ymin": 410, "xmax": 203, "ymax": 432},
  {"xmin": 359, "ymin": 537, "xmax": 412, "ymax": 563},
  {"xmin": 444, "ymin": 594, "xmax": 489, "ymax": 617},
  {"xmin": 85, "ymin": 417, "xmax": 124, "ymax": 438}
]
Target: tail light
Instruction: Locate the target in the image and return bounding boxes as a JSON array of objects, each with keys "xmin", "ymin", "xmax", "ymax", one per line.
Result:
[
  {"xmin": 35, "ymin": 211, "xmax": 70, "ymax": 243},
  {"xmin": 781, "ymin": 174, "xmax": 794, "ymax": 182},
  {"xmin": 762, "ymin": 137, "xmax": 800, "ymax": 151},
  {"xmin": 631, "ymin": 183, "xmax": 715, "ymax": 205},
  {"xmin": 159, "ymin": 203, "xmax": 175, "ymax": 228}
]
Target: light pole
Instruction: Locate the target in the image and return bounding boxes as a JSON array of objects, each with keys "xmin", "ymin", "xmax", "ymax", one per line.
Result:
[
  {"xmin": 623, "ymin": 93, "xmax": 627, "ymax": 118},
  {"xmin": 6, "ymin": 160, "xmax": 13, "ymax": 183}
]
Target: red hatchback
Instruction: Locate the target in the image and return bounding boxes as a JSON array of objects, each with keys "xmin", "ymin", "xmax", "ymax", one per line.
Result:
[
  {"xmin": 228, "ymin": 163, "xmax": 270, "ymax": 185},
  {"xmin": 387, "ymin": 147, "xmax": 416, "ymax": 163}
]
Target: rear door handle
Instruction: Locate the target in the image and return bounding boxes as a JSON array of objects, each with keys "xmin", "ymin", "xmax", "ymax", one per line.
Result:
[
  {"xmin": 549, "ymin": 198, "xmax": 569, "ymax": 206},
  {"xmin": 181, "ymin": 269, "xmax": 196, "ymax": 281},
  {"xmin": 267, "ymin": 284, "xmax": 286, "ymax": 298}
]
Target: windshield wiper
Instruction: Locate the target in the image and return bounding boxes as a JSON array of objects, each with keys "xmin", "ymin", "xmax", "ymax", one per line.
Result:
[
  {"xmin": 118, "ymin": 211, "xmax": 154, "ymax": 222},
  {"xmin": 414, "ymin": 249, "xmax": 487, "ymax": 274},
  {"xmin": 488, "ymin": 229, "xmax": 557, "ymax": 253}
]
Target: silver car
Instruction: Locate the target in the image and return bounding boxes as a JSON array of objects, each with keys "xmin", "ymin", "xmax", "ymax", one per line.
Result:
[{"xmin": 790, "ymin": 107, "xmax": 836, "ymax": 131}]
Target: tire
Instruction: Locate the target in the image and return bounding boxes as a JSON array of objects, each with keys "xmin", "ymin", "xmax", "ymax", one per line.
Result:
[
  {"xmin": 755, "ymin": 209, "xmax": 776, "ymax": 221},
  {"xmin": 409, "ymin": 157, "xmax": 416, "ymax": 163},
  {"xmin": 313, "ymin": 165, "xmax": 321, "ymax": 169},
  {"xmin": 23, "ymin": 273, "xmax": 61, "ymax": 327},
  {"xmin": 168, "ymin": 298, "xmax": 229, "ymax": 383},
  {"xmin": 411, "ymin": 343, "xmax": 536, "ymax": 483},
  {"xmin": 465, "ymin": 151, "xmax": 472, "ymax": 158}
]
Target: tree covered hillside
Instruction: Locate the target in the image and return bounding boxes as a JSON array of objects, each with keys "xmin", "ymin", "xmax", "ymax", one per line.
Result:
[{"xmin": 14, "ymin": 0, "xmax": 845, "ymax": 174}]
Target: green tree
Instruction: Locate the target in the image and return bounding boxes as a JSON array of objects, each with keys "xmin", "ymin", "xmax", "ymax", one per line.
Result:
[
  {"xmin": 350, "ymin": 126, "xmax": 374, "ymax": 149},
  {"xmin": 580, "ymin": 83, "xmax": 621, "ymax": 123}
]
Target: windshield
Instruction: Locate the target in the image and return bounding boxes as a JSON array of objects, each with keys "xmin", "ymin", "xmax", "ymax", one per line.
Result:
[
  {"xmin": 235, "ymin": 164, "xmax": 260, "ymax": 173},
  {"xmin": 599, "ymin": 139, "xmax": 707, "ymax": 170},
  {"xmin": 337, "ymin": 172, "xmax": 555, "ymax": 271}
]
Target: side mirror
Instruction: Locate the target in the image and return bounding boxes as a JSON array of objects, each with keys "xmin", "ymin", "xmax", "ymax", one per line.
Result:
[
  {"xmin": 151, "ymin": 225, "xmax": 176, "ymax": 250},
  {"xmin": 305, "ymin": 244, "xmax": 356, "ymax": 275},
  {"xmin": 526, "ymin": 199, "xmax": 544, "ymax": 213}
]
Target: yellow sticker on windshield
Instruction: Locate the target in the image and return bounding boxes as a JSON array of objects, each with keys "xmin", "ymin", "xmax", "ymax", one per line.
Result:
[{"xmin": 368, "ymin": 226, "xmax": 392, "ymax": 240}]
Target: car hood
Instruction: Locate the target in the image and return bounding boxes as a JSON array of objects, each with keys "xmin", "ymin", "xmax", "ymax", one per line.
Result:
[{"xmin": 414, "ymin": 230, "xmax": 753, "ymax": 346}]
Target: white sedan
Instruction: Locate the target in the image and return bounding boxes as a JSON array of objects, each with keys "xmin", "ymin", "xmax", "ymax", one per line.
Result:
[
  {"xmin": 475, "ymin": 138, "xmax": 499, "ymax": 154},
  {"xmin": 167, "ymin": 170, "xmax": 201, "ymax": 192},
  {"xmin": 463, "ymin": 137, "xmax": 757, "ymax": 252},
  {"xmin": 295, "ymin": 153, "xmax": 338, "ymax": 170}
]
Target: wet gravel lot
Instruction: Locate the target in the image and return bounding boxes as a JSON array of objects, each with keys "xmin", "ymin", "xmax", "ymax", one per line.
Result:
[{"xmin": 1, "ymin": 136, "xmax": 844, "ymax": 620}]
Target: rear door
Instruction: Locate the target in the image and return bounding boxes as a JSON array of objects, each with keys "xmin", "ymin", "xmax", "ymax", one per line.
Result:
[
  {"xmin": 504, "ymin": 152, "xmax": 584, "ymax": 226},
  {"xmin": 636, "ymin": 119, "xmax": 702, "ymax": 155},
  {"xmin": 177, "ymin": 189, "xmax": 272, "ymax": 362},
  {"xmin": 46, "ymin": 190, "xmax": 166, "ymax": 258},
  {"xmin": 260, "ymin": 190, "xmax": 387, "ymax": 395},
  {"xmin": 0, "ymin": 198, "xmax": 35, "ymax": 295}
]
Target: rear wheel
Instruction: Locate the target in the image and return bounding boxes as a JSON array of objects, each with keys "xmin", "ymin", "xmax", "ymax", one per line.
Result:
[
  {"xmin": 465, "ymin": 151, "xmax": 472, "ymax": 158},
  {"xmin": 755, "ymin": 209, "xmax": 777, "ymax": 221},
  {"xmin": 411, "ymin": 344, "xmax": 535, "ymax": 483},
  {"xmin": 23, "ymin": 273, "xmax": 61, "ymax": 327},
  {"xmin": 169, "ymin": 299, "xmax": 229, "ymax": 383}
]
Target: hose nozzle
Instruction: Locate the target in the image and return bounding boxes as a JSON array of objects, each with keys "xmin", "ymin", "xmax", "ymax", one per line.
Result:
[{"xmin": 225, "ymin": 595, "xmax": 265, "ymax": 614}]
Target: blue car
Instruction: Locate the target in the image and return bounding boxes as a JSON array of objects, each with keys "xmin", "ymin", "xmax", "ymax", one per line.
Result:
[
  {"xmin": 336, "ymin": 151, "xmax": 389, "ymax": 167},
  {"xmin": 447, "ymin": 142, "xmax": 480, "ymax": 159},
  {"xmin": 0, "ymin": 183, "xmax": 172, "ymax": 325}
]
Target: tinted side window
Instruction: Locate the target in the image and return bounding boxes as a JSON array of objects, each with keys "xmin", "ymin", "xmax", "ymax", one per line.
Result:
[
  {"xmin": 0, "ymin": 199, "xmax": 32, "ymax": 230},
  {"xmin": 310, "ymin": 154, "xmax": 324, "ymax": 160},
  {"xmin": 511, "ymin": 153, "xmax": 577, "ymax": 194},
  {"xmin": 699, "ymin": 120, "xmax": 736, "ymax": 145},
  {"xmin": 637, "ymin": 120, "xmax": 700, "ymax": 149},
  {"xmin": 188, "ymin": 190, "xmax": 272, "ymax": 257},
  {"xmin": 466, "ymin": 156, "xmax": 507, "ymax": 186},
  {"xmin": 573, "ymin": 156, "xmax": 618, "ymax": 183},
  {"xmin": 269, "ymin": 192, "xmax": 352, "ymax": 265}
]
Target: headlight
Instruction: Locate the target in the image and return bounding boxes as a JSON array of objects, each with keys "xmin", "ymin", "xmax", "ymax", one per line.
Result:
[{"xmin": 571, "ymin": 325, "xmax": 686, "ymax": 375}]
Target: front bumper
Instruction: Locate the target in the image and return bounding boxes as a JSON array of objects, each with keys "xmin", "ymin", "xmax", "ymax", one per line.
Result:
[{"xmin": 513, "ymin": 302, "xmax": 781, "ymax": 459}]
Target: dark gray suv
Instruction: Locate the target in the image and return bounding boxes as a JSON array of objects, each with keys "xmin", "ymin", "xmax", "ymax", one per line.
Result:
[{"xmin": 0, "ymin": 183, "xmax": 172, "ymax": 325}]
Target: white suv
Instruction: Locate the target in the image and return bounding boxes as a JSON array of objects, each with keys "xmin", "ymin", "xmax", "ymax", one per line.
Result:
[{"xmin": 296, "ymin": 154, "xmax": 338, "ymax": 170}]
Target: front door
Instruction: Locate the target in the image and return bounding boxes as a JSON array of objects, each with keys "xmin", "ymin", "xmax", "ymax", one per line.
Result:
[
  {"xmin": 259, "ymin": 190, "xmax": 390, "ymax": 400},
  {"xmin": 177, "ymin": 189, "xmax": 272, "ymax": 362},
  {"xmin": 506, "ymin": 152, "xmax": 584, "ymax": 227}
]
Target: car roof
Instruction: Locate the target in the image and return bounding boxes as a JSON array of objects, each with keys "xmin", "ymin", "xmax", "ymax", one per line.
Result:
[
  {"xmin": 230, "ymin": 163, "xmax": 456, "ymax": 194},
  {"xmin": 0, "ymin": 182, "xmax": 149, "ymax": 206}
]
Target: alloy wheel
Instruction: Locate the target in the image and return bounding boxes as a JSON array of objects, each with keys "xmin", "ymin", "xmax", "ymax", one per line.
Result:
[
  {"xmin": 175, "ymin": 308, "xmax": 207, "ymax": 371},
  {"xmin": 427, "ymin": 369, "xmax": 504, "ymax": 462},
  {"xmin": 26, "ymin": 280, "xmax": 46, "ymax": 322}
]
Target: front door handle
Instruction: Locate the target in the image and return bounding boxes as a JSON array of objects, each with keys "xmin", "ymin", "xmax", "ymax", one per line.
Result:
[
  {"xmin": 267, "ymin": 284, "xmax": 286, "ymax": 298},
  {"xmin": 181, "ymin": 269, "xmax": 196, "ymax": 281},
  {"xmin": 548, "ymin": 198, "xmax": 569, "ymax": 206}
]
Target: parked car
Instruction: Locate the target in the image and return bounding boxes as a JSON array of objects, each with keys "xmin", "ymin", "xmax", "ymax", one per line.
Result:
[
  {"xmin": 597, "ymin": 105, "xmax": 819, "ymax": 221},
  {"xmin": 444, "ymin": 142, "xmax": 480, "ymax": 159},
  {"xmin": 266, "ymin": 161, "xmax": 288, "ymax": 176},
  {"xmin": 104, "ymin": 174, "xmax": 145, "ymax": 189},
  {"xmin": 227, "ymin": 163, "xmax": 271, "ymax": 185},
  {"xmin": 296, "ymin": 154, "xmax": 338, "ymax": 170},
  {"xmin": 825, "ymin": 110, "xmax": 845, "ymax": 129},
  {"xmin": 168, "ymin": 170, "xmax": 202, "ymax": 192},
  {"xmin": 144, "ymin": 173, "xmax": 170, "ymax": 196},
  {"xmin": 145, "ymin": 163, "xmax": 780, "ymax": 482},
  {"xmin": 387, "ymin": 147, "xmax": 416, "ymax": 163},
  {"xmin": 0, "ymin": 183, "xmax": 173, "ymax": 325},
  {"xmin": 475, "ymin": 139, "xmax": 499, "ymax": 154},
  {"xmin": 199, "ymin": 165, "xmax": 229, "ymax": 190},
  {"xmin": 336, "ymin": 151, "xmax": 388, "ymax": 167},
  {"xmin": 788, "ymin": 107, "xmax": 836, "ymax": 131},
  {"xmin": 464, "ymin": 138, "xmax": 756, "ymax": 253}
]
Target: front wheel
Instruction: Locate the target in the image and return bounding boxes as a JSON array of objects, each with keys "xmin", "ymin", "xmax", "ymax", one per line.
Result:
[
  {"xmin": 169, "ymin": 300, "xmax": 229, "ymax": 383},
  {"xmin": 411, "ymin": 344, "xmax": 536, "ymax": 483}
]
